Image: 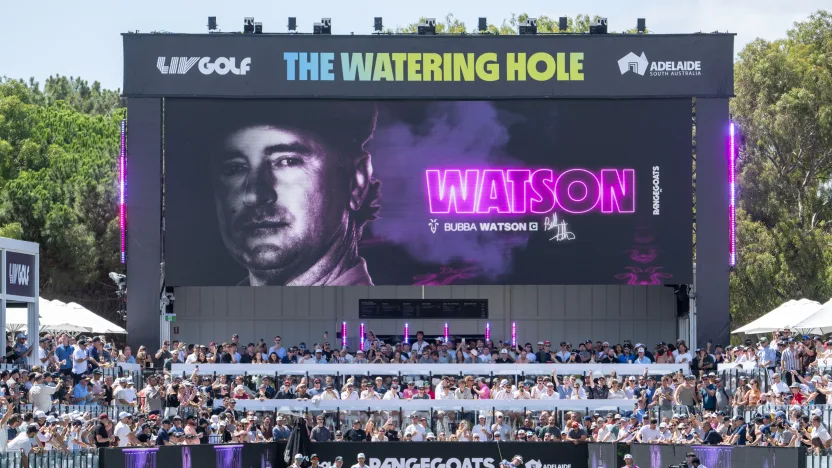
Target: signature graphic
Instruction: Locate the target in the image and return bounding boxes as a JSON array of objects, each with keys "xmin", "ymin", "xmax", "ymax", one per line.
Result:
[
  {"xmin": 413, "ymin": 266, "xmax": 479, "ymax": 286},
  {"xmin": 543, "ymin": 213, "xmax": 575, "ymax": 242}
]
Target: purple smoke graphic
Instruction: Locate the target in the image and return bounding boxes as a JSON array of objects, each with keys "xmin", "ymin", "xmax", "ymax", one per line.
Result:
[
  {"xmin": 123, "ymin": 448, "xmax": 158, "ymax": 468},
  {"xmin": 367, "ymin": 102, "xmax": 529, "ymax": 280}
]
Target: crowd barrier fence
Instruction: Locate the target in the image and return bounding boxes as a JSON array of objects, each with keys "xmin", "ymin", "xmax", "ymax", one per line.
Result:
[
  {"xmin": 0, "ymin": 449, "xmax": 98, "ymax": 468},
  {"xmin": 98, "ymin": 441, "xmax": 810, "ymax": 468}
]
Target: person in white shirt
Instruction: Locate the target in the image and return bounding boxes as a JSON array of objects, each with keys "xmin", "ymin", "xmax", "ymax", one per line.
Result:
[
  {"xmin": 320, "ymin": 384, "xmax": 340, "ymax": 400},
  {"xmin": 360, "ymin": 384, "xmax": 381, "ymax": 400},
  {"xmin": 636, "ymin": 419, "xmax": 662, "ymax": 443},
  {"xmin": 114, "ymin": 412, "xmax": 140, "ymax": 447},
  {"xmin": 434, "ymin": 378, "xmax": 454, "ymax": 400},
  {"xmin": 675, "ymin": 344, "xmax": 693, "ymax": 365},
  {"xmin": 341, "ymin": 382, "xmax": 359, "ymax": 400},
  {"xmin": 404, "ymin": 414, "xmax": 426, "ymax": 441},
  {"xmin": 530, "ymin": 379, "xmax": 546, "ymax": 399},
  {"xmin": 28, "ymin": 373, "xmax": 62, "ymax": 415},
  {"xmin": 383, "ymin": 384, "xmax": 400, "ymax": 400},
  {"xmin": 472, "ymin": 415, "xmax": 492, "ymax": 441},
  {"xmin": 539, "ymin": 383, "xmax": 560, "ymax": 400},
  {"xmin": 513, "ymin": 382, "xmax": 533, "ymax": 400},
  {"xmin": 7, "ymin": 426, "xmax": 38, "ymax": 456},
  {"xmin": 72, "ymin": 340, "xmax": 90, "ymax": 377},
  {"xmin": 0, "ymin": 400, "xmax": 19, "ymax": 452},
  {"xmin": 411, "ymin": 332, "xmax": 429, "ymax": 354},
  {"xmin": 811, "ymin": 415, "xmax": 832, "ymax": 452},
  {"xmin": 657, "ymin": 422, "xmax": 673, "ymax": 441},
  {"xmin": 770, "ymin": 373, "xmax": 790, "ymax": 397},
  {"xmin": 493, "ymin": 380, "xmax": 513, "ymax": 400}
]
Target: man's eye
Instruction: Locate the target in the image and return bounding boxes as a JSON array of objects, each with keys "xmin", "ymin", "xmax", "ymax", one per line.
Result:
[
  {"xmin": 274, "ymin": 157, "xmax": 303, "ymax": 168},
  {"xmin": 220, "ymin": 162, "xmax": 248, "ymax": 177}
]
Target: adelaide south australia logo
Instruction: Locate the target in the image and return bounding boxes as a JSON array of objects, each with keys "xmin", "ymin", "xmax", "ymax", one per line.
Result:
[{"xmin": 618, "ymin": 52, "xmax": 701, "ymax": 77}]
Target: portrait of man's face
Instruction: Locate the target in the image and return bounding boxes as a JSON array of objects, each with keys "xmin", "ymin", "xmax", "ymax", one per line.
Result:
[{"xmin": 212, "ymin": 125, "xmax": 352, "ymax": 278}]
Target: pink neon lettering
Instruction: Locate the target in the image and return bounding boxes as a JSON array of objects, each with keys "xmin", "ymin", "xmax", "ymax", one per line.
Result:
[
  {"xmin": 601, "ymin": 169, "xmax": 636, "ymax": 213},
  {"xmin": 426, "ymin": 168, "xmax": 635, "ymax": 215}
]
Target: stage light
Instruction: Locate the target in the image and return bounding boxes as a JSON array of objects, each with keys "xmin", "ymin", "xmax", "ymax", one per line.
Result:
[
  {"xmin": 485, "ymin": 322, "xmax": 491, "ymax": 342},
  {"xmin": 243, "ymin": 17, "xmax": 255, "ymax": 34},
  {"xmin": 314, "ymin": 18, "xmax": 332, "ymax": 35},
  {"xmin": 288, "ymin": 17, "xmax": 297, "ymax": 32},
  {"xmin": 519, "ymin": 18, "xmax": 537, "ymax": 35},
  {"xmin": 729, "ymin": 121, "xmax": 736, "ymax": 267},
  {"xmin": 120, "ymin": 119, "xmax": 126, "ymax": 263},
  {"xmin": 360, "ymin": 323, "xmax": 365, "ymax": 350},
  {"xmin": 254, "ymin": 22, "xmax": 263, "ymax": 34},
  {"xmin": 404, "ymin": 323, "xmax": 410, "ymax": 343},
  {"xmin": 342, "ymin": 322, "xmax": 347, "ymax": 348},
  {"xmin": 559, "ymin": 17, "xmax": 568, "ymax": 32},
  {"xmin": 444, "ymin": 323, "xmax": 449, "ymax": 343},
  {"xmin": 208, "ymin": 17, "xmax": 217, "ymax": 32},
  {"xmin": 418, "ymin": 18, "xmax": 436, "ymax": 36},
  {"xmin": 511, "ymin": 322, "xmax": 517, "ymax": 347},
  {"xmin": 637, "ymin": 18, "xmax": 646, "ymax": 33},
  {"xmin": 478, "ymin": 17, "xmax": 487, "ymax": 32},
  {"xmin": 589, "ymin": 18, "xmax": 608, "ymax": 35},
  {"xmin": 374, "ymin": 17, "xmax": 383, "ymax": 32}
]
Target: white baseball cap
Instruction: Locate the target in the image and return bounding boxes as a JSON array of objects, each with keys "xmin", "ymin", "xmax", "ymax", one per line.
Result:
[
  {"xmin": 624, "ymin": 454, "xmax": 633, "ymax": 460},
  {"xmin": 358, "ymin": 453, "xmax": 366, "ymax": 459}
]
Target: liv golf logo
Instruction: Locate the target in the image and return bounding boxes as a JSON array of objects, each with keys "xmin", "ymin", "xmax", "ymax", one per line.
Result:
[
  {"xmin": 618, "ymin": 52, "xmax": 701, "ymax": 77},
  {"xmin": 8, "ymin": 262, "xmax": 30, "ymax": 287}
]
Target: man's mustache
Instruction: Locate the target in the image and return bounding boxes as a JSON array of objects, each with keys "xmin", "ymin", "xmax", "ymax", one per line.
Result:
[{"xmin": 232, "ymin": 206, "xmax": 291, "ymax": 230}]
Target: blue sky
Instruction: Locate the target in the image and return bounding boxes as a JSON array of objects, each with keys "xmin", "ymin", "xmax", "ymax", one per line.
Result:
[{"xmin": 0, "ymin": 0, "xmax": 826, "ymax": 91}]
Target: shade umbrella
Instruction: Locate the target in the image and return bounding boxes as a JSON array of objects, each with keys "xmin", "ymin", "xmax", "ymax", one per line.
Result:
[
  {"xmin": 790, "ymin": 299, "xmax": 832, "ymax": 335},
  {"xmin": 41, "ymin": 323, "xmax": 92, "ymax": 334},
  {"xmin": 733, "ymin": 298, "xmax": 822, "ymax": 335}
]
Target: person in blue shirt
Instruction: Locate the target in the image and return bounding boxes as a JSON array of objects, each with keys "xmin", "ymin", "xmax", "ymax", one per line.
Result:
[
  {"xmin": 54, "ymin": 334, "xmax": 75, "ymax": 376},
  {"xmin": 86, "ymin": 338, "xmax": 103, "ymax": 371},
  {"xmin": 618, "ymin": 346, "xmax": 635, "ymax": 364},
  {"xmin": 71, "ymin": 376, "xmax": 93, "ymax": 405},
  {"xmin": 633, "ymin": 348, "xmax": 652, "ymax": 364},
  {"xmin": 701, "ymin": 374, "xmax": 718, "ymax": 412},
  {"xmin": 727, "ymin": 417, "xmax": 748, "ymax": 445}
]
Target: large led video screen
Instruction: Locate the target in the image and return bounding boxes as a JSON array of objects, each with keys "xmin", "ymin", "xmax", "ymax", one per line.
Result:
[{"xmin": 164, "ymin": 99, "xmax": 692, "ymax": 286}]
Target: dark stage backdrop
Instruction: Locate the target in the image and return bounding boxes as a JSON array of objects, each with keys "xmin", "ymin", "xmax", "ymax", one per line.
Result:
[{"xmin": 164, "ymin": 99, "xmax": 692, "ymax": 286}]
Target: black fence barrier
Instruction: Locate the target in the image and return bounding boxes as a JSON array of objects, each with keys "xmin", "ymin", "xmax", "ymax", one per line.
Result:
[
  {"xmin": 624, "ymin": 443, "xmax": 807, "ymax": 468},
  {"xmin": 100, "ymin": 442, "xmax": 815, "ymax": 468}
]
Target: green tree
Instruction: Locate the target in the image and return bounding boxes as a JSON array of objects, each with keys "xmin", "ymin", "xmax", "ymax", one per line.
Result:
[
  {"xmin": 730, "ymin": 10, "xmax": 832, "ymax": 331},
  {"xmin": 0, "ymin": 76, "xmax": 125, "ymax": 322}
]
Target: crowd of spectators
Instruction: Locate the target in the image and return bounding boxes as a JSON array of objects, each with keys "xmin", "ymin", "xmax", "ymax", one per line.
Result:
[{"xmin": 1, "ymin": 328, "xmax": 832, "ymax": 458}]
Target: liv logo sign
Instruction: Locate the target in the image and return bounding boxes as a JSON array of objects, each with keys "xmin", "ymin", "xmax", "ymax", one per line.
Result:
[
  {"xmin": 8, "ymin": 263, "xmax": 29, "ymax": 286},
  {"xmin": 4, "ymin": 251, "xmax": 36, "ymax": 298}
]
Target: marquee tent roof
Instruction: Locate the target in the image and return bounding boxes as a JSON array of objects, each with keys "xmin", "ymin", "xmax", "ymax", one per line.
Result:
[
  {"xmin": 4, "ymin": 298, "xmax": 126, "ymax": 334},
  {"xmin": 732, "ymin": 298, "xmax": 823, "ymax": 335},
  {"xmin": 789, "ymin": 299, "xmax": 832, "ymax": 336}
]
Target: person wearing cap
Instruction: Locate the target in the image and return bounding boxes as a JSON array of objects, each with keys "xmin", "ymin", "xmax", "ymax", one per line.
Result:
[
  {"xmin": 9, "ymin": 332, "xmax": 34, "ymax": 367},
  {"xmin": 350, "ymin": 453, "xmax": 369, "ymax": 468},
  {"xmin": 344, "ymin": 419, "xmax": 367, "ymax": 442},
  {"xmin": 403, "ymin": 412, "xmax": 427, "ymax": 441},
  {"xmin": 781, "ymin": 339, "xmax": 799, "ymax": 385},
  {"xmin": 113, "ymin": 412, "xmax": 140, "ymax": 447},
  {"xmin": 673, "ymin": 374, "xmax": 699, "ymax": 411},
  {"xmin": 472, "ymin": 414, "xmax": 492, "ymax": 441},
  {"xmin": 70, "ymin": 375, "xmax": 94, "ymax": 405},
  {"xmin": 71, "ymin": 339, "xmax": 90, "ymax": 382},
  {"xmin": 289, "ymin": 453, "xmax": 305, "ymax": 468},
  {"xmin": 632, "ymin": 347, "xmax": 652, "ymax": 365},
  {"xmin": 114, "ymin": 377, "xmax": 137, "ymax": 408},
  {"xmin": 726, "ymin": 416, "xmax": 748, "ymax": 446},
  {"xmin": 621, "ymin": 453, "xmax": 639, "ymax": 468},
  {"xmin": 208, "ymin": 100, "xmax": 379, "ymax": 287}
]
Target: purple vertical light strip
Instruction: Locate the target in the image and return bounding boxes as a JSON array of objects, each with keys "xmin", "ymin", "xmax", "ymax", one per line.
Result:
[
  {"xmin": 485, "ymin": 322, "xmax": 491, "ymax": 342},
  {"xmin": 359, "ymin": 323, "xmax": 365, "ymax": 351},
  {"xmin": 404, "ymin": 323, "xmax": 409, "ymax": 343},
  {"xmin": 444, "ymin": 322, "xmax": 449, "ymax": 343},
  {"xmin": 729, "ymin": 121, "xmax": 736, "ymax": 267},
  {"xmin": 120, "ymin": 119, "xmax": 127, "ymax": 263},
  {"xmin": 341, "ymin": 321, "xmax": 347, "ymax": 348},
  {"xmin": 511, "ymin": 322, "xmax": 517, "ymax": 347}
]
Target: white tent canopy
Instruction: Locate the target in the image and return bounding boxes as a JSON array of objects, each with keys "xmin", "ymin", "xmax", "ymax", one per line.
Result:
[
  {"xmin": 790, "ymin": 299, "xmax": 832, "ymax": 336},
  {"xmin": 5, "ymin": 298, "xmax": 126, "ymax": 335},
  {"xmin": 733, "ymin": 298, "xmax": 823, "ymax": 335}
]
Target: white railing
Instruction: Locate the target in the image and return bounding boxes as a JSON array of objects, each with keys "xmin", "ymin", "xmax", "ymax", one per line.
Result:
[
  {"xmin": 226, "ymin": 398, "xmax": 632, "ymax": 412},
  {"xmin": 172, "ymin": 363, "xmax": 689, "ymax": 377}
]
